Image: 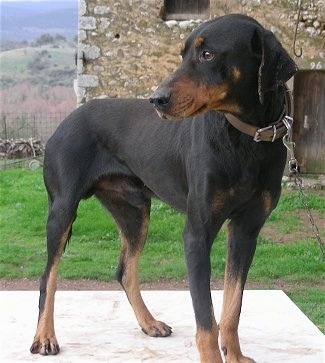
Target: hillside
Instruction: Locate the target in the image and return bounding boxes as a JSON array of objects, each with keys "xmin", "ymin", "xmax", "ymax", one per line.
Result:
[
  {"xmin": 0, "ymin": 1, "xmax": 78, "ymax": 114},
  {"xmin": 0, "ymin": 1, "xmax": 78, "ymax": 43},
  {"xmin": 0, "ymin": 37, "xmax": 77, "ymax": 114},
  {"xmin": 0, "ymin": 41, "xmax": 76, "ymax": 88}
]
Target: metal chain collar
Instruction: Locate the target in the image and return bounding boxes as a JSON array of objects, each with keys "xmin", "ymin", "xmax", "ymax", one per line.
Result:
[{"xmin": 282, "ymin": 117, "xmax": 325, "ymax": 259}]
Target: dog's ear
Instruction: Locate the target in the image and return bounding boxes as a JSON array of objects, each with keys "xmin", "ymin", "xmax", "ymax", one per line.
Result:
[{"xmin": 252, "ymin": 27, "xmax": 298, "ymax": 104}]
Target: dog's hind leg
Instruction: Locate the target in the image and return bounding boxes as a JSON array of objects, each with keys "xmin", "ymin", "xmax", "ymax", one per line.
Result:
[
  {"xmin": 95, "ymin": 184, "xmax": 172, "ymax": 337},
  {"xmin": 30, "ymin": 196, "xmax": 77, "ymax": 355}
]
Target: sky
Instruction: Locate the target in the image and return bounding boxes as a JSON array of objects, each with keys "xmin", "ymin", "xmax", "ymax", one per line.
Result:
[{"xmin": 0, "ymin": 0, "xmax": 76, "ymax": 2}]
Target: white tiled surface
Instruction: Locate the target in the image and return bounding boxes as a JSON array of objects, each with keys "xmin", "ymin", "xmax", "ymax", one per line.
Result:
[{"xmin": 0, "ymin": 290, "xmax": 324, "ymax": 362}]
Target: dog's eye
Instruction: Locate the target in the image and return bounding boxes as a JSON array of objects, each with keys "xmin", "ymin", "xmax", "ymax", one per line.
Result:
[{"xmin": 199, "ymin": 50, "xmax": 214, "ymax": 62}]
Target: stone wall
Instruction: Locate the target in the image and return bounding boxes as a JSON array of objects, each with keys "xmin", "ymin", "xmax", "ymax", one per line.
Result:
[
  {"xmin": 76, "ymin": 0, "xmax": 181, "ymax": 104},
  {"xmin": 76, "ymin": 0, "xmax": 324, "ymax": 105},
  {"xmin": 290, "ymin": 0, "xmax": 325, "ymax": 37}
]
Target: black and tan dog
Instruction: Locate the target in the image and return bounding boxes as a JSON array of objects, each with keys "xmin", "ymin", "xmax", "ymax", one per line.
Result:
[{"xmin": 31, "ymin": 14, "xmax": 297, "ymax": 363}]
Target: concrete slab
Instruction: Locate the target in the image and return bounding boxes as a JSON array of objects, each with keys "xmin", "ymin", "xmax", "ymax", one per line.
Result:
[{"xmin": 0, "ymin": 290, "xmax": 323, "ymax": 362}]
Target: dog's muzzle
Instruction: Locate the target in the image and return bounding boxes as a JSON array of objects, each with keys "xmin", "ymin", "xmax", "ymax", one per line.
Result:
[{"xmin": 149, "ymin": 87, "xmax": 171, "ymax": 119}]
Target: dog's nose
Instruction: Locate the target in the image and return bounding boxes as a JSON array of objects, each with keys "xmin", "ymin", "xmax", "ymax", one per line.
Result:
[{"xmin": 149, "ymin": 87, "xmax": 171, "ymax": 107}]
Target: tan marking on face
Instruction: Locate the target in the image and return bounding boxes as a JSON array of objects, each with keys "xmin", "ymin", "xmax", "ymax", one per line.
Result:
[
  {"xmin": 232, "ymin": 67, "xmax": 241, "ymax": 81},
  {"xmin": 207, "ymin": 84, "xmax": 228, "ymax": 107},
  {"xmin": 205, "ymin": 83, "xmax": 241, "ymax": 114},
  {"xmin": 194, "ymin": 36, "xmax": 204, "ymax": 48},
  {"xmin": 161, "ymin": 75, "xmax": 241, "ymax": 119},
  {"xmin": 166, "ymin": 76, "xmax": 206, "ymax": 118}
]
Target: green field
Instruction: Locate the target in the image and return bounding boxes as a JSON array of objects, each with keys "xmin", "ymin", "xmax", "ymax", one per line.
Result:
[
  {"xmin": 0, "ymin": 168, "xmax": 324, "ymax": 332},
  {"xmin": 0, "ymin": 43, "xmax": 76, "ymax": 87}
]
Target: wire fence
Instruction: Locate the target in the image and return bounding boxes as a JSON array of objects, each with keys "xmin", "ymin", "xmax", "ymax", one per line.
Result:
[
  {"xmin": 0, "ymin": 112, "xmax": 69, "ymax": 142},
  {"xmin": 0, "ymin": 112, "xmax": 69, "ymax": 169}
]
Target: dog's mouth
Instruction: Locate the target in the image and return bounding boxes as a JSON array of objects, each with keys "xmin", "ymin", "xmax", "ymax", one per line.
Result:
[
  {"xmin": 153, "ymin": 106, "xmax": 169, "ymax": 120},
  {"xmin": 154, "ymin": 104, "xmax": 209, "ymax": 121},
  {"xmin": 151, "ymin": 77, "xmax": 240, "ymax": 120},
  {"xmin": 153, "ymin": 102, "xmax": 209, "ymax": 121},
  {"xmin": 151, "ymin": 91, "xmax": 208, "ymax": 121}
]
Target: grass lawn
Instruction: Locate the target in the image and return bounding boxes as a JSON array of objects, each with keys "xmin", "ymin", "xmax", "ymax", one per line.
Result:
[{"xmin": 0, "ymin": 168, "xmax": 324, "ymax": 332}]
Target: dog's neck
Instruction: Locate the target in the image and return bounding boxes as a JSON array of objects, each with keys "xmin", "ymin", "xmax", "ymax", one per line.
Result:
[
  {"xmin": 261, "ymin": 86, "xmax": 288, "ymax": 126},
  {"xmin": 225, "ymin": 85, "xmax": 292, "ymax": 142}
]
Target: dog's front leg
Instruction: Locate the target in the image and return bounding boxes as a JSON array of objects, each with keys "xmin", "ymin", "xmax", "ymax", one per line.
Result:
[
  {"xmin": 219, "ymin": 216, "xmax": 260, "ymax": 363},
  {"xmin": 183, "ymin": 218, "xmax": 223, "ymax": 363}
]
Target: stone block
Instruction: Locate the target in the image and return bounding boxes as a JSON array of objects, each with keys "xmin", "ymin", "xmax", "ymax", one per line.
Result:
[
  {"xmin": 94, "ymin": 6, "xmax": 111, "ymax": 15},
  {"xmin": 78, "ymin": 75, "xmax": 99, "ymax": 88},
  {"xmin": 79, "ymin": 0, "xmax": 87, "ymax": 16},
  {"xmin": 80, "ymin": 44, "xmax": 101, "ymax": 59},
  {"xmin": 79, "ymin": 16, "xmax": 96, "ymax": 30}
]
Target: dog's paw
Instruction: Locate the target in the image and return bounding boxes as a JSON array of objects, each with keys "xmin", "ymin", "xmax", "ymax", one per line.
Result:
[
  {"xmin": 225, "ymin": 355, "xmax": 256, "ymax": 363},
  {"xmin": 30, "ymin": 337, "xmax": 60, "ymax": 355},
  {"xmin": 221, "ymin": 347, "xmax": 256, "ymax": 363},
  {"xmin": 240, "ymin": 358, "xmax": 256, "ymax": 363},
  {"xmin": 141, "ymin": 320, "xmax": 172, "ymax": 337}
]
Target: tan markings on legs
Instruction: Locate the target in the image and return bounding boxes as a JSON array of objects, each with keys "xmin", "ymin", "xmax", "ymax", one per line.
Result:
[
  {"xmin": 220, "ymin": 278, "xmax": 244, "ymax": 362},
  {"xmin": 262, "ymin": 191, "xmax": 273, "ymax": 217},
  {"xmin": 119, "ymin": 211, "xmax": 172, "ymax": 337},
  {"xmin": 219, "ymin": 273, "xmax": 255, "ymax": 362},
  {"xmin": 212, "ymin": 189, "xmax": 234, "ymax": 212},
  {"xmin": 31, "ymin": 225, "xmax": 71, "ymax": 355},
  {"xmin": 196, "ymin": 307, "xmax": 223, "ymax": 363},
  {"xmin": 32, "ymin": 262, "xmax": 59, "ymax": 355}
]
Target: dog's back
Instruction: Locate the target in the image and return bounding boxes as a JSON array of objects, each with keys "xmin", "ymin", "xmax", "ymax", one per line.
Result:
[{"xmin": 31, "ymin": 14, "xmax": 297, "ymax": 362}]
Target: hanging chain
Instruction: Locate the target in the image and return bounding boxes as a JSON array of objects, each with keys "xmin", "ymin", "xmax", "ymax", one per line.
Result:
[
  {"xmin": 293, "ymin": 173, "xmax": 325, "ymax": 257},
  {"xmin": 282, "ymin": 117, "xmax": 325, "ymax": 259},
  {"xmin": 293, "ymin": 0, "xmax": 303, "ymax": 57}
]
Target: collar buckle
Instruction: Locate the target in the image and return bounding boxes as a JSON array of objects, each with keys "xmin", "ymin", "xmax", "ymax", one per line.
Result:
[{"xmin": 253, "ymin": 124, "xmax": 277, "ymax": 143}]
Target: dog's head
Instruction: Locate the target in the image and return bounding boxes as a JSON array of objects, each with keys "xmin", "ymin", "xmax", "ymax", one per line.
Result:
[{"xmin": 150, "ymin": 14, "xmax": 297, "ymax": 120}]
